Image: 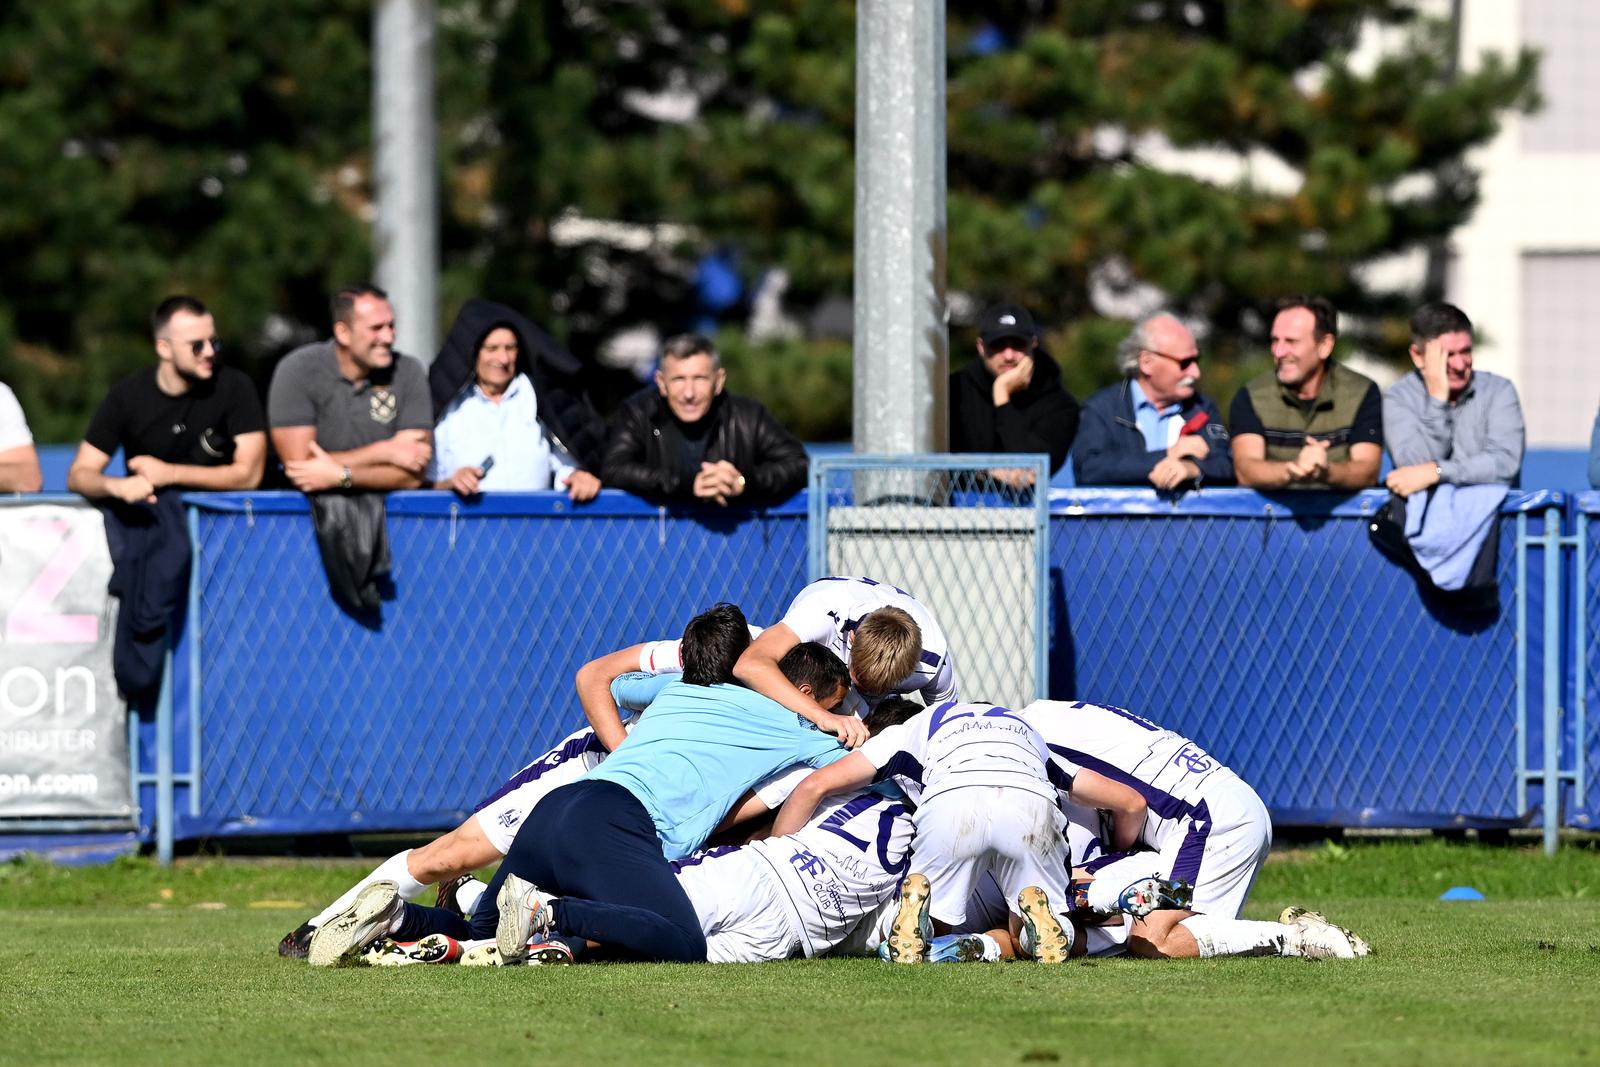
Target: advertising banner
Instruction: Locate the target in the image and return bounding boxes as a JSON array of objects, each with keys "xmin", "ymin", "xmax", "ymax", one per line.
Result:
[{"xmin": 0, "ymin": 500, "xmax": 131, "ymax": 820}]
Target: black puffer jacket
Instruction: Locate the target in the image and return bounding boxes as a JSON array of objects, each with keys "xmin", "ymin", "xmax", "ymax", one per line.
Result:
[
  {"xmin": 429, "ymin": 298, "xmax": 607, "ymax": 472},
  {"xmin": 601, "ymin": 389, "xmax": 808, "ymax": 507}
]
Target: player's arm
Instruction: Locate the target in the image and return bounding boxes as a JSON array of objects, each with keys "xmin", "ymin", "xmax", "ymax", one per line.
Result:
[
  {"xmin": 1066, "ymin": 768, "xmax": 1148, "ymax": 853},
  {"xmin": 126, "ymin": 431, "xmax": 267, "ymax": 492},
  {"xmin": 575, "ymin": 643, "xmax": 653, "ymax": 752},
  {"xmin": 67, "ymin": 442, "xmax": 154, "ymax": 503},
  {"xmin": 771, "ymin": 752, "xmax": 875, "ymax": 837},
  {"xmin": 734, "ymin": 622, "xmax": 867, "ymax": 748}
]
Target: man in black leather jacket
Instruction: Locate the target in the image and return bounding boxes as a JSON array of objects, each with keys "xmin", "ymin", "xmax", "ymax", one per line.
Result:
[{"xmin": 602, "ymin": 335, "xmax": 808, "ymax": 507}]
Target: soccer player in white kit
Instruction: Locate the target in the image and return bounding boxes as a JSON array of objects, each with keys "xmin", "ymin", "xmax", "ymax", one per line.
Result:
[
  {"xmin": 734, "ymin": 576, "xmax": 959, "ymax": 749},
  {"xmin": 772, "ymin": 699, "xmax": 1075, "ymax": 963},
  {"xmin": 1020, "ymin": 699, "xmax": 1369, "ymax": 960}
]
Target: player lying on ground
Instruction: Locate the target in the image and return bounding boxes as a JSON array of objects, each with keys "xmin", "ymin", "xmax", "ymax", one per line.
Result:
[
  {"xmin": 774, "ymin": 699, "xmax": 1080, "ymax": 964},
  {"xmin": 275, "ymin": 622, "xmax": 717, "ymax": 959},
  {"xmin": 1020, "ymin": 699, "xmax": 1370, "ymax": 960},
  {"xmin": 311, "ymin": 610, "xmax": 856, "ymax": 966},
  {"xmin": 733, "ymin": 576, "xmax": 959, "ymax": 749}
]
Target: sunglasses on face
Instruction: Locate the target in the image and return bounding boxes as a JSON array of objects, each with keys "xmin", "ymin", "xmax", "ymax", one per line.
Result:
[
  {"xmin": 174, "ymin": 337, "xmax": 221, "ymax": 357},
  {"xmin": 1145, "ymin": 348, "xmax": 1199, "ymax": 372}
]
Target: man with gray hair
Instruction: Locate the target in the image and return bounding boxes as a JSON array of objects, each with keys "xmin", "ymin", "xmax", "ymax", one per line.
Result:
[{"xmin": 1072, "ymin": 313, "xmax": 1232, "ymax": 488}]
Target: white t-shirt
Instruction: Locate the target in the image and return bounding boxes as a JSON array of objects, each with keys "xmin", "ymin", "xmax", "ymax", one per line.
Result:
[
  {"xmin": 780, "ymin": 577, "xmax": 958, "ymax": 717},
  {"xmin": 1018, "ymin": 699, "xmax": 1235, "ymax": 851},
  {"xmin": 858, "ymin": 701, "xmax": 1056, "ymax": 808},
  {"xmin": 0, "ymin": 383, "xmax": 33, "ymax": 452}
]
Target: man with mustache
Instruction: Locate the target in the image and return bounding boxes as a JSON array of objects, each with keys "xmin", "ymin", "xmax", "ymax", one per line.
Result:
[{"xmin": 1072, "ymin": 312, "xmax": 1233, "ymax": 489}]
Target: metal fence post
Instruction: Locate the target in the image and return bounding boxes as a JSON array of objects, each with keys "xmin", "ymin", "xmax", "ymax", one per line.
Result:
[{"xmin": 156, "ymin": 643, "xmax": 175, "ymax": 866}]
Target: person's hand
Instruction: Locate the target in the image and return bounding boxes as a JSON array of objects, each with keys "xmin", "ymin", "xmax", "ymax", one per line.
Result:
[
  {"xmin": 445, "ymin": 465, "xmax": 484, "ymax": 497},
  {"xmin": 821, "ymin": 711, "xmax": 869, "ymax": 750},
  {"xmin": 1385, "ymin": 462, "xmax": 1440, "ymax": 499},
  {"xmin": 707, "ymin": 461, "xmax": 746, "ymax": 500},
  {"xmin": 284, "ymin": 440, "xmax": 345, "ymax": 492},
  {"xmin": 1167, "ymin": 435, "xmax": 1209, "ymax": 461},
  {"xmin": 111, "ymin": 474, "xmax": 157, "ymax": 504},
  {"xmin": 386, "ymin": 431, "xmax": 432, "ymax": 475},
  {"xmin": 1287, "ymin": 437, "xmax": 1329, "ymax": 483},
  {"xmin": 563, "ymin": 469, "xmax": 601, "ymax": 503},
  {"xmin": 1420, "ymin": 338, "xmax": 1449, "ymax": 402},
  {"xmin": 985, "ymin": 467, "xmax": 1037, "ymax": 489},
  {"xmin": 126, "ymin": 455, "xmax": 174, "ymax": 489},
  {"xmin": 991, "ymin": 355, "xmax": 1035, "ymax": 406},
  {"xmin": 1148, "ymin": 456, "xmax": 1197, "ymax": 491},
  {"xmin": 692, "ymin": 465, "xmax": 729, "ymax": 505}
]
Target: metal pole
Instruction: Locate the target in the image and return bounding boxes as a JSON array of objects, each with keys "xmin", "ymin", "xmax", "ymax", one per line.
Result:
[
  {"xmin": 1543, "ymin": 507, "xmax": 1562, "ymax": 855},
  {"xmin": 373, "ymin": 0, "xmax": 439, "ymax": 363},
  {"xmin": 852, "ymin": 0, "xmax": 947, "ymax": 454}
]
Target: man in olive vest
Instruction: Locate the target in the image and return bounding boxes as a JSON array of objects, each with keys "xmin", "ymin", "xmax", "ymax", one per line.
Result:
[{"xmin": 1229, "ymin": 296, "xmax": 1382, "ymax": 490}]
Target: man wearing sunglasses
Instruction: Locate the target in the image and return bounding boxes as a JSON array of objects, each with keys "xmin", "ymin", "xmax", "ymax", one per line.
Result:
[
  {"xmin": 1073, "ymin": 313, "xmax": 1233, "ymax": 490},
  {"xmin": 949, "ymin": 303, "xmax": 1079, "ymax": 490},
  {"xmin": 68, "ymin": 295, "xmax": 266, "ymax": 504}
]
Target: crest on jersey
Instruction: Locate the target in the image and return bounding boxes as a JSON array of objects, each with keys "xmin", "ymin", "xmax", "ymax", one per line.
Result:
[{"xmin": 369, "ymin": 388, "xmax": 397, "ymax": 424}]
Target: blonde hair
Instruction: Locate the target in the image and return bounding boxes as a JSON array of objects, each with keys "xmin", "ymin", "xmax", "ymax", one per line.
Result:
[{"xmin": 851, "ymin": 607, "xmax": 921, "ymax": 694}]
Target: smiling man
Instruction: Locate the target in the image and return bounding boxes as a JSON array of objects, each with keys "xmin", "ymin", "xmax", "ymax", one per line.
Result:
[
  {"xmin": 601, "ymin": 334, "xmax": 807, "ymax": 507},
  {"xmin": 68, "ymin": 295, "xmax": 266, "ymax": 504},
  {"xmin": 1382, "ymin": 302, "xmax": 1523, "ymax": 498},
  {"xmin": 1229, "ymin": 296, "xmax": 1383, "ymax": 491},
  {"xmin": 1072, "ymin": 312, "xmax": 1232, "ymax": 489}
]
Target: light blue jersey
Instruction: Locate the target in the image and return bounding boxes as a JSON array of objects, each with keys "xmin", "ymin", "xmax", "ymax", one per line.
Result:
[{"xmin": 585, "ymin": 678, "xmax": 846, "ymax": 860}]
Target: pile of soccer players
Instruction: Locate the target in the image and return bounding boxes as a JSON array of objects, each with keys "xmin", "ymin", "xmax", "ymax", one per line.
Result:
[{"xmin": 278, "ymin": 576, "xmax": 1370, "ymax": 967}]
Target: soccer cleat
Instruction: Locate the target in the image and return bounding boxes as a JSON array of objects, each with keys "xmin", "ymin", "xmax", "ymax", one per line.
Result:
[
  {"xmin": 1279, "ymin": 904, "xmax": 1324, "ymax": 925},
  {"xmin": 884, "ymin": 872, "xmax": 933, "ymax": 963},
  {"xmin": 459, "ymin": 942, "xmax": 504, "ymax": 967},
  {"xmin": 523, "ymin": 940, "xmax": 575, "ymax": 966},
  {"xmin": 362, "ymin": 933, "xmax": 465, "ymax": 966},
  {"xmin": 307, "ymin": 880, "xmax": 404, "ymax": 967},
  {"xmin": 434, "ymin": 872, "xmax": 477, "ymax": 918},
  {"xmin": 926, "ymin": 932, "xmax": 998, "ymax": 964},
  {"xmin": 1116, "ymin": 877, "xmax": 1194, "ymax": 918},
  {"xmin": 1017, "ymin": 886, "xmax": 1072, "ymax": 963},
  {"xmin": 1291, "ymin": 913, "xmax": 1371, "ymax": 960},
  {"xmin": 495, "ymin": 874, "xmax": 554, "ymax": 964},
  {"xmin": 277, "ymin": 921, "xmax": 315, "ymax": 960}
]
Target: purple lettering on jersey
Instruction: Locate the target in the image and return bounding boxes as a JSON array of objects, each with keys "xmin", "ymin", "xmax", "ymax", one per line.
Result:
[{"xmin": 927, "ymin": 700, "xmax": 974, "ymax": 736}]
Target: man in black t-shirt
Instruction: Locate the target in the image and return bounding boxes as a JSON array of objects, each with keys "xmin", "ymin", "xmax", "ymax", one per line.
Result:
[{"xmin": 68, "ymin": 295, "xmax": 266, "ymax": 502}]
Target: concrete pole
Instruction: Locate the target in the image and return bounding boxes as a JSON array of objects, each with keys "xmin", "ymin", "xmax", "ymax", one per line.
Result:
[
  {"xmin": 852, "ymin": 0, "xmax": 948, "ymax": 454},
  {"xmin": 372, "ymin": 0, "xmax": 439, "ymax": 363}
]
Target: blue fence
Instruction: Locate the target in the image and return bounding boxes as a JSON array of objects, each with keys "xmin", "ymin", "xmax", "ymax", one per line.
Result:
[{"xmin": 38, "ymin": 484, "xmax": 1600, "ymax": 859}]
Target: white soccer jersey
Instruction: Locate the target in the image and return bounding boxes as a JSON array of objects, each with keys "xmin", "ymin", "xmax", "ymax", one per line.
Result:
[
  {"xmin": 1017, "ymin": 699, "xmax": 1234, "ymax": 852},
  {"xmin": 780, "ymin": 577, "xmax": 958, "ymax": 717},
  {"xmin": 635, "ymin": 624, "xmax": 766, "ymax": 676},
  {"xmin": 858, "ymin": 701, "xmax": 1057, "ymax": 808},
  {"xmin": 676, "ymin": 789, "xmax": 913, "ymax": 960}
]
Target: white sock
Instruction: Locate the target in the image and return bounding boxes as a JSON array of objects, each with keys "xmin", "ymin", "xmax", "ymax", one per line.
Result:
[
  {"xmin": 1179, "ymin": 915, "xmax": 1296, "ymax": 958},
  {"xmin": 454, "ymin": 877, "xmax": 489, "ymax": 917},
  {"xmin": 307, "ymin": 850, "xmax": 426, "ymax": 928}
]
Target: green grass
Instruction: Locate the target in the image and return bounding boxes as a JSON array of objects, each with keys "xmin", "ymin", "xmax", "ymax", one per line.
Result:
[{"xmin": 5, "ymin": 840, "xmax": 1600, "ymax": 1066}]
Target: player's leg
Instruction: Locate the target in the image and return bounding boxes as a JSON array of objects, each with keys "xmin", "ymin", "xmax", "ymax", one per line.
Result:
[
  {"xmin": 986, "ymin": 790, "xmax": 1075, "ymax": 963},
  {"xmin": 676, "ymin": 850, "xmax": 798, "ymax": 962},
  {"xmin": 885, "ymin": 791, "xmax": 992, "ymax": 962}
]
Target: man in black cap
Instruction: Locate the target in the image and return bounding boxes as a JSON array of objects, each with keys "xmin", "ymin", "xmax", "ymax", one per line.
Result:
[{"xmin": 949, "ymin": 303, "xmax": 1079, "ymax": 489}]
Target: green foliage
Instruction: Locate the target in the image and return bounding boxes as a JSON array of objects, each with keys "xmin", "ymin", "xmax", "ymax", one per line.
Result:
[{"xmin": 0, "ymin": 2, "xmax": 1539, "ymax": 444}]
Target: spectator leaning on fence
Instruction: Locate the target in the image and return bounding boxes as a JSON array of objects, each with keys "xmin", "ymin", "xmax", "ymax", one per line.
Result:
[
  {"xmin": 268, "ymin": 284, "xmax": 432, "ymax": 492},
  {"xmin": 948, "ymin": 302, "xmax": 1079, "ymax": 488},
  {"xmin": 1229, "ymin": 296, "xmax": 1382, "ymax": 491},
  {"xmin": 1072, "ymin": 312, "xmax": 1233, "ymax": 490},
  {"xmin": 1382, "ymin": 302, "xmax": 1523, "ymax": 499},
  {"xmin": 428, "ymin": 298, "xmax": 606, "ymax": 502},
  {"xmin": 601, "ymin": 334, "xmax": 807, "ymax": 507},
  {"xmin": 67, "ymin": 296, "xmax": 266, "ymax": 503},
  {"xmin": 0, "ymin": 380, "xmax": 42, "ymax": 492}
]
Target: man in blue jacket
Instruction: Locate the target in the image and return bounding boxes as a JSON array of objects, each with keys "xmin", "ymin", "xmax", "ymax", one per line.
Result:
[{"xmin": 1072, "ymin": 313, "xmax": 1233, "ymax": 489}]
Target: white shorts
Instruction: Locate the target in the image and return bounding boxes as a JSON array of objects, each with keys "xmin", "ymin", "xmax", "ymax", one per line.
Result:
[
  {"xmin": 675, "ymin": 849, "xmax": 800, "ymax": 963},
  {"xmin": 471, "ymin": 727, "xmax": 609, "ymax": 855},
  {"xmin": 850, "ymin": 871, "xmax": 1009, "ymax": 956},
  {"xmin": 912, "ymin": 786, "xmax": 1072, "ymax": 926},
  {"xmin": 1087, "ymin": 772, "xmax": 1271, "ymax": 919}
]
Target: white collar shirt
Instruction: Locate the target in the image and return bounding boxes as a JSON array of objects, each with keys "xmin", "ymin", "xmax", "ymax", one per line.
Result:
[{"xmin": 430, "ymin": 372, "xmax": 577, "ymax": 490}]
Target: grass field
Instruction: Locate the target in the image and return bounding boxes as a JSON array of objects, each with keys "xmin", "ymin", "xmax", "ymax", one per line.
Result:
[{"xmin": 5, "ymin": 838, "xmax": 1600, "ymax": 1066}]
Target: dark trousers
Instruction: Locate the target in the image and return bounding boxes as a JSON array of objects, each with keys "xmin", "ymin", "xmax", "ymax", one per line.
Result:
[{"xmin": 391, "ymin": 779, "xmax": 706, "ymax": 963}]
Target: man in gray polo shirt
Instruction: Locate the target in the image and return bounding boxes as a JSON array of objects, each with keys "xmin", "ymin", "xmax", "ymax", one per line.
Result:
[
  {"xmin": 268, "ymin": 284, "xmax": 433, "ymax": 491},
  {"xmin": 1382, "ymin": 302, "xmax": 1524, "ymax": 498}
]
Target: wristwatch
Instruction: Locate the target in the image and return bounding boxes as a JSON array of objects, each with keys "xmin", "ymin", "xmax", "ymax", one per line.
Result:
[
  {"xmin": 338, "ymin": 466, "xmax": 353, "ymax": 490},
  {"xmin": 1434, "ymin": 463, "xmax": 1444, "ymax": 482}
]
